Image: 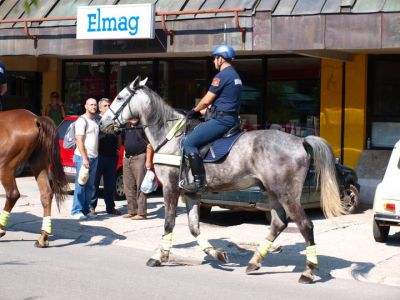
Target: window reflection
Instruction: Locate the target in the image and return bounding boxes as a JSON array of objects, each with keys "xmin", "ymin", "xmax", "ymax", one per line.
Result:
[
  {"xmin": 266, "ymin": 57, "xmax": 321, "ymax": 136},
  {"xmin": 64, "ymin": 62, "xmax": 105, "ymax": 115},
  {"xmin": 109, "ymin": 61, "xmax": 152, "ymax": 100}
]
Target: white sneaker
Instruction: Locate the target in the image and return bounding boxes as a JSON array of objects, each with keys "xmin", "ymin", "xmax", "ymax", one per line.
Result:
[
  {"xmin": 86, "ymin": 212, "xmax": 98, "ymax": 219},
  {"xmin": 71, "ymin": 213, "xmax": 86, "ymax": 220}
]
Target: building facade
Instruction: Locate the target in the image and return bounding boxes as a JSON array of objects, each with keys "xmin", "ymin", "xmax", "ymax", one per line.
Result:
[{"xmin": 1, "ymin": 0, "xmax": 400, "ymax": 169}]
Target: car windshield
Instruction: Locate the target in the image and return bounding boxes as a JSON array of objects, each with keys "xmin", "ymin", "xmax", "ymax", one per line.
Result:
[{"xmin": 58, "ymin": 120, "xmax": 74, "ymax": 139}]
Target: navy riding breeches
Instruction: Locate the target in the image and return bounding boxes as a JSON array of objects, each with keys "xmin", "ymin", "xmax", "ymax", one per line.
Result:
[{"xmin": 183, "ymin": 115, "xmax": 240, "ymax": 155}]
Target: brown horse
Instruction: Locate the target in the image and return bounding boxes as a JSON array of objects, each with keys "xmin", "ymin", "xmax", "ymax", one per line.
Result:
[{"xmin": 0, "ymin": 109, "xmax": 68, "ymax": 247}]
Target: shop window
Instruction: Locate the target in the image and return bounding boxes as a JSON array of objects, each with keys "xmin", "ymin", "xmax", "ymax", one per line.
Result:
[
  {"xmin": 234, "ymin": 59, "xmax": 263, "ymax": 130},
  {"xmin": 109, "ymin": 61, "xmax": 152, "ymax": 100},
  {"xmin": 158, "ymin": 59, "xmax": 208, "ymax": 109},
  {"xmin": 3, "ymin": 71, "xmax": 41, "ymax": 114},
  {"xmin": 266, "ymin": 57, "xmax": 321, "ymax": 137},
  {"xmin": 64, "ymin": 62, "xmax": 105, "ymax": 115},
  {"xmin": 369, "ymin": 57, "xmax": 400, "ymax": 148}
]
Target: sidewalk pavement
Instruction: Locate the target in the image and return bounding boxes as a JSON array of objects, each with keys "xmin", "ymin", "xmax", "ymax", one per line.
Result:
[{"xmin": 1, "ymin": 176, "xmax": 400, "ymax": 287}]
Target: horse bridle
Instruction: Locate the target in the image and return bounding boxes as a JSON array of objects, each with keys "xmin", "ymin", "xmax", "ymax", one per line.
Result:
[
  {"xmin": 107, "ymin": 84, "xmax": 182, "ymax": 130},
  {"xmin": 107, "ymin": 84, "xmax": 138, "ymax": 129}
]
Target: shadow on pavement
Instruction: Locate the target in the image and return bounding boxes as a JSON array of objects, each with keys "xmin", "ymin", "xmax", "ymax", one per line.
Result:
[
  {"xmin": 2, "ymin": 212, "xmax": 127, "ymax": 248},
  {"xmin": 196, "ymin": 240, "xmax": 376, "ymax": 283}
]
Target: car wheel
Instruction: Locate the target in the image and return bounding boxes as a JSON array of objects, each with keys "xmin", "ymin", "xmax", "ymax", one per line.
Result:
[
  {"xmin": 373, "ymin": 218, "xmax": 389, "ymax": 243},
  {"xmin": 340, "ymin": 184, "xmax": 360, "ymax": 214},
  {"xmin": 114, "ymin": 170, "xmax": 125, "ymax": 200},
  {"xmin": 199, "ymin": 205, "xmax": 212, "ymax": 218}
]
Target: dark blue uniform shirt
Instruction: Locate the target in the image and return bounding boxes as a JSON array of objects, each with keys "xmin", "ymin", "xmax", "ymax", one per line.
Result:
[{"xmin": 208, "ymin": 66, "xmax": 242, "ymax": 114}]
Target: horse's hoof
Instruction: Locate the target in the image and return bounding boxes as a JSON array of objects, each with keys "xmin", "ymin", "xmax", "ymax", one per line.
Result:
[
  {"xmin": 146, "ymin": 258, "xmax": 162, "ymax": 267},
  {"xmin": 34, "ymin": 240, "xmax": 49, "ymax": 248},
  {"xmin": 205, "ymin": 247, "xmax": 229, "ymax": 263},
  {"xmin": 298, "ymin": 273, "xmax": 314, "ymax": 284},
  {"xmin": 246, "ymin": 262, "xmax": 261, "ymax": 274},
  {"xmin": 160, "ymin": 249, "xmax": 170, "ymax": 263}
]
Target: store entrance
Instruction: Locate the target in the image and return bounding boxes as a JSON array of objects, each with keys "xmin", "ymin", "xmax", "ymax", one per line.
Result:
[{"xmin": 3, "ymin": 71, "xmax": 42, "ymax": 115}]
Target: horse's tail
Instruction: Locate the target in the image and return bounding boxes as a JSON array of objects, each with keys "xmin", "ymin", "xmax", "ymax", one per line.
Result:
[
  {"xmin": 36, "ymin": 116, "xmax": 68, "ymax": 210},
  {"xmin": 303, "ymin": 136, "xmax": 346, "ymax": 219}
]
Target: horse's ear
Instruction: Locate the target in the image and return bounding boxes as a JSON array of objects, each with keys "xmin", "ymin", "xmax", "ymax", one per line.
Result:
[
  {"xmin": 130, "ymin": 76, "xmax": 141, "ymax": 89},
  {"xmin": 139, "ymin": 77, "xmax": 148, "ymax": 86}
]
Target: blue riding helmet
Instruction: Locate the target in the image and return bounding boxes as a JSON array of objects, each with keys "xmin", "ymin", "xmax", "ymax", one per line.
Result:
[{"xmin": 212, "ymin": 44, "xmax": 235, "ymax": 60}]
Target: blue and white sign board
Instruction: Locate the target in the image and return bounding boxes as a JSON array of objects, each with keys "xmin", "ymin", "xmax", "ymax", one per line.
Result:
[{"xmin": 76, "ymin": 4, "xmax": 155, "ymax": 39}]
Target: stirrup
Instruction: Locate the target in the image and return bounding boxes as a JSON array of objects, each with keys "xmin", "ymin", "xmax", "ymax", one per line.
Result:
[{"xmin": 180, "ymin": 180, "xmax": 204, "ymax": 193}]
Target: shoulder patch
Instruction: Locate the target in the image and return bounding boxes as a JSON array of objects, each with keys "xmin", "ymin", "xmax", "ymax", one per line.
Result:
[
  {"xmin": 211, "ymin": 77, "xmax": 220, "ymax": 87},
  {"xmin": 234, "ymin": 79, "xmax": 242, "ymax": 85}
]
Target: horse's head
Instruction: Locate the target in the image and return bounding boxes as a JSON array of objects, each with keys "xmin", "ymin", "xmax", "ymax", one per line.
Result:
[{"xmin": 99, "ymin": 76, "xmax": 148, "ymax": 133}]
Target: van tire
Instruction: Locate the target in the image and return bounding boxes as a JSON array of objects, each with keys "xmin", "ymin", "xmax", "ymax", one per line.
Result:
[{"xmin": 373, "ymin": 218, "xmax": 389, "ymax": 243}]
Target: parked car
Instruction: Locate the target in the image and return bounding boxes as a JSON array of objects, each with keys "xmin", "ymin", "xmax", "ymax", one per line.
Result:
[
  {"xmin": 199, "ymin": 162, "xmax": 360, "ymax": 219},
  {"xmin": 372, "ymin": 140, "xmax": 400, "ymax": 243},
  {"xmin": 58, "ymin": 116, "xmax": 125, "ymax": 200}
]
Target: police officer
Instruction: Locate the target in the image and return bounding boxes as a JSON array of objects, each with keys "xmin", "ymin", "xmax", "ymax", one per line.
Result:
[
  {"xmin": 181, "ymin": 44, "xmax": 243, "ymax": 193},
  {"xmin": 0, "ymin": 62, "xmax": 7, "ymax": 111}
]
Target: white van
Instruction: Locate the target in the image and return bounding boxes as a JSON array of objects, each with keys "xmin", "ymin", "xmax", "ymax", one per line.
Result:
[{"xmin": 373, "ymin": 140, "xmax": 400, "ymax": 242}]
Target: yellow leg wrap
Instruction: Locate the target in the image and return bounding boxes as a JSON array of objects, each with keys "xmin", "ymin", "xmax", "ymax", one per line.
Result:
[
  {"xmin": 41, "ymin": 216, "xmax": 52, "ymax": 234},
  {"xmin": 306, "ymin": 245, "xmax": 318, "ymax": 265},
  {"xmin": 161, "ymin": 232, "xmax": 173, "ymax": 251},
  {"xmin": 0, "ymin": 210, "xmax": 10, "ymax": 227},
  {"xmin": 257, "ymin": 239, "xmax": 273, "ymax": 258},
  {"xmin": 196, "ymin": 234, "xmax": 213, "ymax": 251}
]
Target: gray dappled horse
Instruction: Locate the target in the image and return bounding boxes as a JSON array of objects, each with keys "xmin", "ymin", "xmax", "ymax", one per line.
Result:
[{"xmin": 99, "ymin": 77, "xmax": 346, "ymax": 283}]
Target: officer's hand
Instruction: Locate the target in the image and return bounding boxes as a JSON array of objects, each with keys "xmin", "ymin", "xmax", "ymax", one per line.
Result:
[{"xmin": 186, "ymin": 109, "xmax": 201, "ymax": 119}]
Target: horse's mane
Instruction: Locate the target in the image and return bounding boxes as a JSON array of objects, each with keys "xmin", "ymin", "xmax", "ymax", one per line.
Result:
[{"xmin": 141, "ymin": 86, "xmax": 179, "ymax": 129}]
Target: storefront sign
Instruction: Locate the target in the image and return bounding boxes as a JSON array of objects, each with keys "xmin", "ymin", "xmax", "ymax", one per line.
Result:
[{"xmin": 76, "ymin": 4, "xmax": 154, "ymax": 39}]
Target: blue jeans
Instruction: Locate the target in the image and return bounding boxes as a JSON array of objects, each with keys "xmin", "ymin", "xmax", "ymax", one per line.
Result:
[
  {"xmin": 183, "ymin": 115, "xmax": 239, "ymax": 155},
  {"xmin": 90, "ymin": 155, "xmax": 118, "ymax": 213},
  {"xmin": 71, "ymin": 155, "xmax": 98, "ymax": 216}
]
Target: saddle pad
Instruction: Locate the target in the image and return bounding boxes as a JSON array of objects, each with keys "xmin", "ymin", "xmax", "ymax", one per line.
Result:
[
  {"xmin": 204, "ymin": 132, "xmax": 244, "ymax": 163},
  {"xmin": 153, "ymin": 153, "xmax": 181, "ymax": 167}
]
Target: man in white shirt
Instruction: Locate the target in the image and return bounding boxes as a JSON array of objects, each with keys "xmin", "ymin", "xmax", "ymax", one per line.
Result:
[{"xmin": 71, "ymin": 98, "xmax": 99, "ymax": 219}]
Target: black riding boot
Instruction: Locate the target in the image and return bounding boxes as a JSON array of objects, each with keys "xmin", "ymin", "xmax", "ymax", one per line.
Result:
[{"xmin": 181, "ymin": 153, "xmax": 205, "ymax": 193}]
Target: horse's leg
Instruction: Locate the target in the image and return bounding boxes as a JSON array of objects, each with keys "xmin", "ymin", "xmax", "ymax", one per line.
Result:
[
  {"xmin": 30, "ymin": 161, "xmax": 53, "ymax": 248},
  {"xmin": 146, "ymin": 185, "xmax": 180, "ymax": 267},
  {"xmin": 0, "ymin": 171, "xmax": 21, "ymax": 238},
  {"xmin": 185, "ymin": 193, "xmax": 228, "ymax": 263},
  {"xmin": 246, "ymin": 201, "xmax": 288, "ymax": 273},
  {"xmin": 281, "ymin": 199, "xmax": 317, "ymax": 284}
]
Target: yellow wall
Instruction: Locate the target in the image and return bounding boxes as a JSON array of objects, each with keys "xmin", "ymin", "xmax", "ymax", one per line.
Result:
[
  {"xmin": 0, "ymin": 56, "xmax": 61, "ymax": 114},
  {"xmin": 343, "ymin": 54, "xmax": 368, "ymax": 168},
  {"xmin": 320, "ymin": 59, "xmax": 343, "ymax": 158},
  {"xmin": 320, "ymin": 55, "xmax": 368, "ymax": 168}
]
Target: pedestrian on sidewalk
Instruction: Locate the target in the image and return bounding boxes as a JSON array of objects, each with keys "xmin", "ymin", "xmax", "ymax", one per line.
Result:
[
  {"xmin": 90, "ymin": 98, "xmax": 121, "ymax": 216},
  {"xmin": 122, "ymin": 114, "xmax": 154, "ymax": 220},
  {"xmin": 45, "ymin": 91, "xmax": 66, "ymax": 126},
  {"xmin": 71, "ymin": 98, "xmax": 99, "ymax": 220}
]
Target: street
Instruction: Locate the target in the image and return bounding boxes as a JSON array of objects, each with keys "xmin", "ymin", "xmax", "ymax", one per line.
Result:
[
  {"xmin": 0, "ymin": 176, "xmax": 400, "ymax": 299},
  {"xmin": 1, "ymin": 229, "xmax": 399, "ymax": 300}
]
